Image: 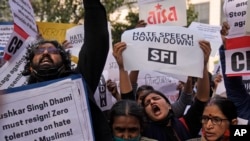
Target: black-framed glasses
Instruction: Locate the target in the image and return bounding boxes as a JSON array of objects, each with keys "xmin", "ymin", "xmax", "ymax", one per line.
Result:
[
  {"xmin": 34, "ymin": 47, "xmax": 60, "ymax": 55},
  {"xmin": 201, "ymin": 116, "xmax": 228, "ymax": 125}
]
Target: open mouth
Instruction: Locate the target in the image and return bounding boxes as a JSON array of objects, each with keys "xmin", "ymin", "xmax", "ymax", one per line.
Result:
[
  {"xmin": 204, "ymin": 131, "xmax": 215, "ymax": 138},
  {"xmin": 152, "ymin": 105, "xmax": 160, "ymax": 115},
  {"xmin": 39, "ymin": 57, "xmax": 54, "ymax": 68},
  {"xmin": 40, "ymin": 57, "xmax": 52, "ymax": 64}
]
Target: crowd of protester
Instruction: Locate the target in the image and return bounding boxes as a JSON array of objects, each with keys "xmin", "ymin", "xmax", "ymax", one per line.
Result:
[{"xmin": 1, "ymin": 0, "xmax": 250, "ymax": 141}]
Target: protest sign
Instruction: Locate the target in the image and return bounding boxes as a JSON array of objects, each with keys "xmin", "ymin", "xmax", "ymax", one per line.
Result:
[
  {"xmin": 9, "ymin": 0, "xmax": 37, "ymax": 37},
  {"xmin": 65, "ymin": 22, "xmax": 112, "ymax": 66},
  {"xmin": 137, "ymin": 70, "xmax": 179, "ymax": 103},
  {"xmin": 139, "ymin": 0, "xmax": 187, "ymax": 26},
  {"xmin": 225, "ymin": 47, "xmax": 250, "ymax": 76},
  {"xmin": 0, "ymin": 75, "xmax": 94, "ymax": 141},
  {"xmin": 0, "ymin": 49, "xmax": 27, "ymax": 89},
  {"xmin": 0, "ymin": 19, "xmax": 10, "ymax": 64},
  {"xmin": 103, "ymin": 53, "xmax": 182, "ymax": 104},
  {"xmin": 103, "ymin": 49, "xmax": 120, "ymax": 83},
  {"xmin": 215, "ymin": 80, "xmax": 227, "ymax": 97},
  {"xmin": 94, "ymin": 71, "xmax": 116, "ymax": 111},
  {"xmin": 121, "ymin": 25, "xmax": 204, "ymax": 78},
  {"xmin": 222, "ymin": 0, "xmax": 250, "ymax": 76},
  {"xmin": 65, "ymin": 25, "xmax": 84, "ymax": 49},
  {"xmin": 36, "ymin": 22, "xmax": 76, "ymax": 44},
  {"xmin": 0, "ymin": 22, "xmax": 13, "ymax": 48},
  {"xmin": 3, "ymin": 27, "xmax": 28, "ymax": 61},
  {"xmin": 223, "ymin": 0, "xmax": 250, "ymax": 49},
  {"xmin": 65, "ymin": 25, "xmax": 84, "ymax": 64},
  {"xmin": 4, "ymin": 0, "xmax": 37, "ymax": 60},
  {"xmin": 0, "ymin": 37, "xmax": 40, "ymax": 90},
  {"xmin": 223, "ymin": 0, "xmax": 248, "ymax": 37},
  {"xmin": 189, "ymin": 22, "xmax": 222, "ymax": 57},
  {"xmin": 103, "ymin": 52, "xmax": 184, "ymax": 104},
  {"xmin": 4, "ymin": 0, "xmax": 37, "ymax": 61}
]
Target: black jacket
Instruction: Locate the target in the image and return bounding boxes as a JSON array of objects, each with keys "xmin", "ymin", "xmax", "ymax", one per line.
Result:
[
  {"xmin": 27, "ymin": 0, "xmax": 112, "ymax": 140},
  {"xmin": 75, "ymin": 0, "xmax": 112, "ymax": 140}
]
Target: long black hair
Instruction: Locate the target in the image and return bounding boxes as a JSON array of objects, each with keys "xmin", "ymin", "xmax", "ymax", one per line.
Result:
[{"xmin": 135, "ymin": 85, "xmax": 154, "ymax": 101}]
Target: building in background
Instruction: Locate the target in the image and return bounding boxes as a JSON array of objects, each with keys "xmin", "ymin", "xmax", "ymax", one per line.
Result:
[{"xmin": 190, "ymin": 0, "xmax": 225, "ymax": 26}]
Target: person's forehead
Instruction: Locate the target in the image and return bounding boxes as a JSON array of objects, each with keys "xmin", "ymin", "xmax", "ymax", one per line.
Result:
[
  {"xmin": 113, "ymin": 116, "xmax": 140, "ymax": 126},
  {"xmin": 203, "ymin": 105, "xmax": 225, "ymax": 117},
  {"xmin": 145, "ymin": 93, "xmax": 161, "ymax": 99},
  {"xmin": 39, "ymin": 43, "xmax": 56, "ymax": 48}
]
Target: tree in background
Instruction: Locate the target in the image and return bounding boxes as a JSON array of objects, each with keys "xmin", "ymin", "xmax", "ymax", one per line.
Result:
[
  {"xmin": 108, "ymin": 2, "xmax": 140, "ymax": 45},
  {"xmin": 31, "ymin": 0, "xmax": 84, "ymax": 23},
  {"xmin": 186, "ymin": 0, "xmax": 198, "ymax": 27},
  {"xmin": 0, "ymin": 0, "xmax": 84, "ymax": 23},
  {"xmin": 0, "ymin": 0, "xmax": 12, "ymax": 22}
]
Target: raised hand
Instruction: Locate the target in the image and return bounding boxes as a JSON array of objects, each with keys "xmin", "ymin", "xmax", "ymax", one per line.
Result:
[
  {"xmin": 112, "ymin": 42, "xmax": 126, "ymax": 70},
  {"xmin": 220, "ymin": 21, "xmax": 230, "ymax": 46},
  {"xmin": 199, "ymin": 40, "xmax": 211, "ymax": 66}
]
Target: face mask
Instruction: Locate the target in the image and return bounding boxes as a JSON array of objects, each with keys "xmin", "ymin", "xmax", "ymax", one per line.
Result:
[{"xmin": 113, "ymin": 135, "xmax": 141, "ymax": 141}]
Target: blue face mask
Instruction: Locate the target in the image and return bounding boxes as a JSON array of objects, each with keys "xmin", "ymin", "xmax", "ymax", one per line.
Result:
[{"xmin": 113, "ymin": 135, "xmax": 141, "ymax": 141}]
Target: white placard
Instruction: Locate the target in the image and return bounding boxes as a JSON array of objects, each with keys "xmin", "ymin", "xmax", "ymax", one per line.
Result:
[
  {"xmin": 137, "ymin": 70, "xmax": 179, "ymax": 103},
  {"xmin": 0, "ymin": 37, "xmax": 38, "ymax": 90},
  {"xmin": 139, "ymin": 0, "xmax": 187, "ymax": 26},
  {"xmin": 9, "ymin": 0, "xmax": 37, "ymax": 36},
  {"xmin": 94, "ymin": 71, "xmax": 115, "ymax": 111},
  {"xmin": 189, "ymin": 22, "xmax": 222, "ymax": 56},
  {"xmin": 4, "ymin": 0, "xmax": 37, "ymax": 61},
  {"xmin": 0, "ymin": 23, "xmax": 13, "ymax": 48},
  {"xmin": 215, "ymin": 80, "xmax": 226, "ymax": 96},
  {"xmin": 223, "ymin": 0, "xmax": 248, "ymax": 37},
  {"xmin": 0, "ymin": 75, "xmax": 94, "ymax": 141},
  {"xmin": 225, "ymin": 47, "xmax": 250, "ymax": 76},
  {"xmin": 65, "ymin": 23, "xmax": 112, "ymax": 66},
  {"xmin": 121, "ymin": 25, "xmax": 204, "ymax": 78},
  {"xmin": 65, "ymin": 25, "xmax": 84, "ymax": 59}
]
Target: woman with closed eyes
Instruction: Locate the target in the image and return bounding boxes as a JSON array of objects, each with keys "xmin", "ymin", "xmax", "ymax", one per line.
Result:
[{"xmin": 139, "ymin": 41, "xmax": 212, "ymax": 141}]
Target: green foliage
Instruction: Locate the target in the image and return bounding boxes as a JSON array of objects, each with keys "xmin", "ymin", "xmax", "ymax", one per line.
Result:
[
  {"xmin": 186, "ymin": 1, "xmax": 198, "ymax": 26},
  {"xmin": 102, "ymin": 0, "xmax": 124, "ymax": 20},
  {"xmin": 31, "ymin": 0, "xmax": 84, "ymax": 23},
  {"xmin": 0, "ymin": 0, "xmax": 12, "ymax": 22},
  {"xmin": 109, "ymin": 7, "xmax": 139, "ymax": 45}
]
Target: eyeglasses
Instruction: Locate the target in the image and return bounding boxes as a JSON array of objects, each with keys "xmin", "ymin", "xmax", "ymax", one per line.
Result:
[
  {"xmin": 201, "ymin": 116, "xmax": 228, "ymax": 125},
  {"xmin": 34, "ymin": 47, "xmax": 60, "ymax": 54}
]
